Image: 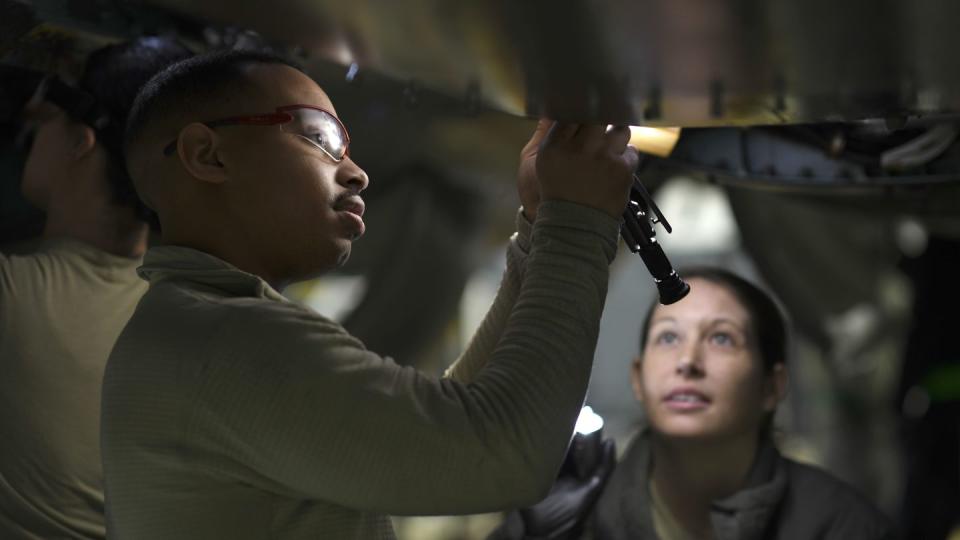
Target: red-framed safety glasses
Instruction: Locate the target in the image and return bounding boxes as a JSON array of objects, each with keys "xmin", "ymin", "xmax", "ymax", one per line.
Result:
[{"xmin": 163, "ymin": 104, "xmax": 350, "ymax": 162}]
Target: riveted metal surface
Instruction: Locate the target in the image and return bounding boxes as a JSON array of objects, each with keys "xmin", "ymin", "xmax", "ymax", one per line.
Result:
[{"xmin": 138, "ymin": 0, "xmax": 960, "ymax": 126}]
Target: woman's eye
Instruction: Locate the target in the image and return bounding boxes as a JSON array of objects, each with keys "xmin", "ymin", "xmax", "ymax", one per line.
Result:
[
  {"xmin": 306, "ymin": 132, "xmax": 325, "ymax": 145},
  {"xmin": 654, "ymin": 331, "xmax": 679, "ymax": 345},
  {"xmin": 709, "ymin": 332, "xmax": 735, "ymax": 346}
]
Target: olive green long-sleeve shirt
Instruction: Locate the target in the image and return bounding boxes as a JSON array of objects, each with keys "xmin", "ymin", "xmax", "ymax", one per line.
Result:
[{"xmin": 101, "ymin": 201, "xmax": 620, "ymax": 539}]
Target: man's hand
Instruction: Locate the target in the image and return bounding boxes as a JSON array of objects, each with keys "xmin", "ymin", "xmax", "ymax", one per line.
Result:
[
  {"xmin": 517, "ymin": 119, "xmax": 552, "ymax": 221},
  {"xmin": 536, "ymin": 123, "xmax": 638, "ymax": 219}
]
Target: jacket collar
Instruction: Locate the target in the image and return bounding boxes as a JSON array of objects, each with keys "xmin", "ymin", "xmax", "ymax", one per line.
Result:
[
  {"xmin": 709, "ymin": 439, "xmax": 786, "ymax": 540},
  {"xmin": 138, "ymin": 245, "xmax": 288, "ymax": 303},
  {"xmin": 610, "ymin": 430, "xmax": 787, "ymax": 540}
]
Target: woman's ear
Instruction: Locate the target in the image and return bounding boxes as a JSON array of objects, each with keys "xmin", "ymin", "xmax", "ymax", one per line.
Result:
[
  {"xmin": 71, "ymin": 124, "xmax": 97, "ymax": 159},
  {"xmin": 177, "ymin": 122, "xmax": 227, "ymax": 184},
  {"xmin": 763, "ymin": 363, "xmax": 789, "ymax": 411},
  {"xmin": 630, "ymin": 355, "xmax": 646, "ymax": 404}
]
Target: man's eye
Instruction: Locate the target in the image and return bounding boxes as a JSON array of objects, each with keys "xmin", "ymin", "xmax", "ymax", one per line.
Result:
[{"xmin": 305, "ymin": 132, "xmax": 325, "ymax": 145}]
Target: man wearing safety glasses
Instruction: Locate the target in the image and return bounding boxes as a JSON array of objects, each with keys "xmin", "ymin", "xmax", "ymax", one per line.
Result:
[{"xmin": 102, "ymin": 49, "xmax": 638, "ymax": 539}]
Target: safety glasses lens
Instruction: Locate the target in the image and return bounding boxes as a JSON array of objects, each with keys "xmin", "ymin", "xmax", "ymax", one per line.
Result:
[{"xmin": 284, "ymin": 108, "xmax": 347, "ymax": 160}]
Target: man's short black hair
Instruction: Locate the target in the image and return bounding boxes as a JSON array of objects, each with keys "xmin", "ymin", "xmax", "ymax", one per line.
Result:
[
  {"xmin": 77, "ymin": 36, "xmax": 192, "ymax": 219},
  {"xmin": 124, "ymin": 48, "xmax": 302, "ymax": 157}
]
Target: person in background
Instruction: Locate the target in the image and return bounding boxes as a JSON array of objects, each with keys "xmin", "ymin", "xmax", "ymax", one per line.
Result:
[
  {"xmin": 591, "ymin": 267, "xmax": 894, "ymax": 540},
  {"xmin": 101, "ymin": 49, "xmax": 638, "ymax": 538},
  {"xmin": 0, "ymin": 37, "xmax": 190, "ymax": 538}
]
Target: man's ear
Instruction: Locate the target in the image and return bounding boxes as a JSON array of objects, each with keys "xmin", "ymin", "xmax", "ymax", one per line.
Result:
[
  {"xmin": 763, "ymin": 363, "xmax": 789, "ymax": 412},
  {"xmin": 630, "ymin": 355, "xmax": 646, "ymax": 404},
  {"xmin": 177, "ymin": 123, "xmax": 227, "ymax": 184},
  {"xmin": 72, "ymin": 125, "xmax": 97, "ymax": 159}
]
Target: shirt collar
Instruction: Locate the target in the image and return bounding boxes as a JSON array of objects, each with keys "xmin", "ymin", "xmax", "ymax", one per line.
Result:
[{"xmin": 138, "ymin": 245, "xmax": 288, "ymax": 302}]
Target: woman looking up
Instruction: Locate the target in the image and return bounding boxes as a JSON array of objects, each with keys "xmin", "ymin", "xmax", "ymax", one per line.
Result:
[{"xmin": 592, "ymin": 267, "xmax": 894, "ymax": 540}]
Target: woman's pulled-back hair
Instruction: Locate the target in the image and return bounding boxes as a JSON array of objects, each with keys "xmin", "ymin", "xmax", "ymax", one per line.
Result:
[{"xmin": 76, "ymin": 36, "xmax": 192, "ymax": 220}]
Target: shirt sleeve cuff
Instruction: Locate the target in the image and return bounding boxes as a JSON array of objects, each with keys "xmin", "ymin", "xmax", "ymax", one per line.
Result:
[
  {"xmin": 513, "ymin": 207, "xmax": 533, "ymax": 255},
  {"xmin": 533, "ymin": 200, "xmax": 622, "ymax": 263}
]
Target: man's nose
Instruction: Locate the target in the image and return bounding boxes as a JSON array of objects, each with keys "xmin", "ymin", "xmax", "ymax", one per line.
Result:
[{"xmin": 337, "ymin": 157, "xmax": 369, "ymax": 193}]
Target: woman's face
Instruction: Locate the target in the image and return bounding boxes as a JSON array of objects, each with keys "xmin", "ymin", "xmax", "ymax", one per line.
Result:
[
  {"xmin": 632, "ymin": 278, "xmax": 785, "ymax": 441},
  {"xmin": 20, "ymin": 102, "xmax": 78, "ymax": 210}
]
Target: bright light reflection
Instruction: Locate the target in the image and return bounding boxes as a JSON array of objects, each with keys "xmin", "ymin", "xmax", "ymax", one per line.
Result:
[
  {"xmin": 625, "ymin": 126, "xmax": 681, "ymax": 158},
  {"xmin": 575, "ymin": 406, "xmax": 604, "ymax": 435}
]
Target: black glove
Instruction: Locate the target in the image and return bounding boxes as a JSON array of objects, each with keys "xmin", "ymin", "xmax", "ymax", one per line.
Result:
[{"xmin": 488, "ymin": 430, "xmax": 617, "ymax": 540}]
